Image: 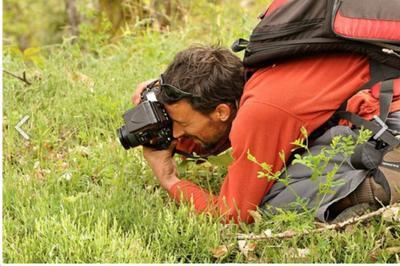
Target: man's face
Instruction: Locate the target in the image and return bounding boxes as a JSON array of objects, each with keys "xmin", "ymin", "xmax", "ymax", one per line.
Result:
[{"xmin": 164, "ymin": 100, "xmax": 231, "ymax": 149}]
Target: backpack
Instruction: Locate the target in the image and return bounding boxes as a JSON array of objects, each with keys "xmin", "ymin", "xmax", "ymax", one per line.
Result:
[
  {"xmin": 232, "ymin": 0, "xmax": 400, "ymax": 177},
  {"xmin": 232, "ymin": 0, "xmax": 400, "ymax": 70}
]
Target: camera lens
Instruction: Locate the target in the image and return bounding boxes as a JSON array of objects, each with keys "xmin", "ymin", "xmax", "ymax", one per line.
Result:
[{"xmin": 117, "ymin": 125, "xmax": 140, "ymax": 150}]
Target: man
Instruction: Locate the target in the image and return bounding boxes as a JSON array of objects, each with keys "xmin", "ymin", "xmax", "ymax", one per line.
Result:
[{"xmin": 132, "ymin": 45, "xmax": 400, "ymax": 224}]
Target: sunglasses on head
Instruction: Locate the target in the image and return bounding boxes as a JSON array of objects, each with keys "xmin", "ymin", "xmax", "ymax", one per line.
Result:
[{"xmin": 147, "ymin": 74, "xmax": 198, "ymax": 102}]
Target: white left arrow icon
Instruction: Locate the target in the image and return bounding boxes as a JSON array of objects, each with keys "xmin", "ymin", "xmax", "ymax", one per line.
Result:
[{"xmin": 15, "ymin": 115, "xmax": 30, "ymax": 140}]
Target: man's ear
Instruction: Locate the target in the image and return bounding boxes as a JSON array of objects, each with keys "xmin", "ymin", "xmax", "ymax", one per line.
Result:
[{"xmin": 214, "ymin": 103, "xmax": 232, "ymax": 122}]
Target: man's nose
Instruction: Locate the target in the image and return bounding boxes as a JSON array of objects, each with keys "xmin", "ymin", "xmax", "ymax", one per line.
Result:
[{"xmin": 172, "ymin": 123, "xmax": 185, "ymax": 139}]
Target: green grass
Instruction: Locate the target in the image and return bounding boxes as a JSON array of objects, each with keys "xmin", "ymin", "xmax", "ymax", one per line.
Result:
[{"xmin": 3, "ymin": 0, "xmax": 400, "ymax": 263}]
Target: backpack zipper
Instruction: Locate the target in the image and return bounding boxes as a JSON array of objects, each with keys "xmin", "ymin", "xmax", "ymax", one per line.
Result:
[{"xmin": 246, "ymin": 38, "xmax": 343, "ymax": 54}]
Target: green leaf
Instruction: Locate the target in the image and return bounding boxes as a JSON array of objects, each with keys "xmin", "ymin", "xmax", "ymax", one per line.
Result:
[
  {"xmin": 278, "ymin": 150, "xmax": 286, "ymax": 163},
  {"xmin": 207, "ymin": 148, "xmax": 233, "ymax": 167},
  {"xmin": 300, "ymin": 126, "xmax": 308, "ymax": 138},
  {"xmin": 291, "ymin": 138, "xmax": 306, "ymax": 149},
  {"xmin": 23, "ymin": 47, "xmax": 41, "ymax": 57},
  {"xmin": 247, "ymin": 149, "xmax": 257, "ymax": 163},
  {"xmin": 260, "ymin": 162, "xmax": 272, "ymax": 172}
]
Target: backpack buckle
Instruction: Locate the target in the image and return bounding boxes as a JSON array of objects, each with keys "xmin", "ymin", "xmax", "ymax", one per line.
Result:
[
  {"xmin": 372, "ymin": 115, "xmax": 389, "ymax": 140},
  {"xmin": 231, "ymin": 38, "xmax": 249, "ymax": 53}
]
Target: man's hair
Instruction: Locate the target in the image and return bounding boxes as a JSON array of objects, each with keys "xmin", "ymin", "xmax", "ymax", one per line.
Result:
[{"xmin": 160, "ymin": 44, "xmax": 244, "ymax": 114}]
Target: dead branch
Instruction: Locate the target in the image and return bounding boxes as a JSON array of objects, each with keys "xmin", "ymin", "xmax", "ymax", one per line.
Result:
[
  {"xmin": 3, "ymin": 70, "xmax": 32, "ymax": 85},
  {"xmin": 237, "ymin": 203, "xmax": 400, "ymax": 241}
]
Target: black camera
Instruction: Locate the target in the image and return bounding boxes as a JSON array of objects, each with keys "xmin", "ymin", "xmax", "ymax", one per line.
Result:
[{"xmin": 117, "ymin": 87, "xmax": 173, "ymax": 150}]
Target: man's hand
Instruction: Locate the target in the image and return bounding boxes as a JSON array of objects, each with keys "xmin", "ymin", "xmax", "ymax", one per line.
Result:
[
  {"xmin": 143, "ymin": 141, "xmax": 180, "ymax": 190},
  {"xmin": 131, "ymin": 79, "xmax": 157, "ymax": 105}
]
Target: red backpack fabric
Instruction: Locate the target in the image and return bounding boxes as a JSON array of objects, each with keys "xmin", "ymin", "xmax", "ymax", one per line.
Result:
[{"xmin": 233, "ymin": 0, "xmax": 400, "ymax": 69}]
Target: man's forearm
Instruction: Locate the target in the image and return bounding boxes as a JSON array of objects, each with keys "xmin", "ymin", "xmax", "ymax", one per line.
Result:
[
  {"xmin": 143, "ymin": 143, "xmax": 181, "ymax": 190},
  {"xmin": 158, "ymin": 173, "xmax": 180, "ymax": 191}
]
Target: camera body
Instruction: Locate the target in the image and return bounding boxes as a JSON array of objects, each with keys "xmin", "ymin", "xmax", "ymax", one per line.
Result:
[{"xmin": 117, "ymin": 88, "xmax": 173, "ymax": 150}]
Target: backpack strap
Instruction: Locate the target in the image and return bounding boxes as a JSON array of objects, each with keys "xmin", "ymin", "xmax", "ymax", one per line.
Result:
[
  {"xmin": 334, "ymin": 65, "xmax": 400, "ymax": 149},
  {"xmin": 337, "ymin": 60, "xmax": 400, "ymax": 115},
  {"xmin": 378, "ymin": 79, "xmax": 394, "ymax": 122},
  {"xmin": 310, "ymin": 60, "xmax": 400, "ymax": 142},
  {"xmin": 333, "ymin": 76, "xmax": 399, "ymax": 149},
  {"xmin": 334, "ymin": 111, "xmax": 400, "ymax": 148}
]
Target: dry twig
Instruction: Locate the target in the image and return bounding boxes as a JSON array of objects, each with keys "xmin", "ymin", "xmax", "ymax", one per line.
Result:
[
  {"xmin": 237, "ymin": 203, "xmax": 400, "ymax": 241},
  {"xmin": 3, "ymin": 70, "xmax": 32, "ymax": 85}
]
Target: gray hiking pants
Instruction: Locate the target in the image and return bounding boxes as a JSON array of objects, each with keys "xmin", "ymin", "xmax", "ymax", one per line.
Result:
[{"xmin": 260, "ymin": 111, "xmax": 400, "ymax": 222}]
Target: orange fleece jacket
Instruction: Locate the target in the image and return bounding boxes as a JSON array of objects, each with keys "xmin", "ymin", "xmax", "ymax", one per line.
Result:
[{"xmin": 168, "ymin": 54, "xmax": 399, "ymax": 224}]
